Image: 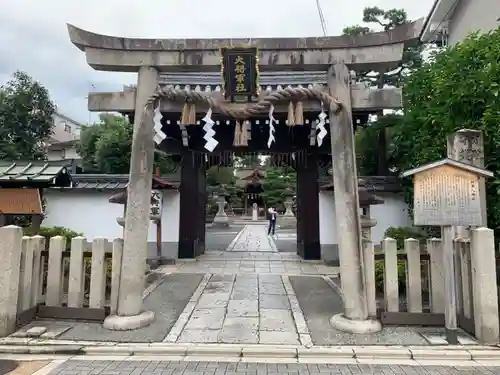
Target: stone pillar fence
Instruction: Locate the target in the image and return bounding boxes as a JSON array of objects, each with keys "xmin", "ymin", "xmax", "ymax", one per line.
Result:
[
  {"xmin": 0, "ymin": 225, "xmax": 123, "ymax": 337},
  {"xmin": 0, "ymin": 225, "xmax": 498, "ymax": 343}
]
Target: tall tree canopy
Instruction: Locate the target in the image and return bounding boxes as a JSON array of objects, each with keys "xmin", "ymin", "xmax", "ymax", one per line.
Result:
[
  {"xmin": 77, "ymin": 114, "xmax": 175, "ymax": 174},
  {"xmin": 0, "ymin": 71, "xmax": 56, "ymax": 159},
  {"xmin": 343, "ymin": 7, "xmax": 422, "ymax": 73},
  {"xmin": 391, "ymin": 29, "xmax": 500, "ymax": 229}
]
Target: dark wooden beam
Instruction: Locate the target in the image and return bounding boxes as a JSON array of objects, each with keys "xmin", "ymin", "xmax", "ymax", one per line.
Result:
[{"xmin": 296, "ymin": 153, "xmax": 320, "ymax": 260}]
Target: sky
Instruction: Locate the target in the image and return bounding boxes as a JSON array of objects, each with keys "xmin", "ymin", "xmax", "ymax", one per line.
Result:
[{"xmin": 0, "ymin": 0, "xmax": 435, "ymax": 124}]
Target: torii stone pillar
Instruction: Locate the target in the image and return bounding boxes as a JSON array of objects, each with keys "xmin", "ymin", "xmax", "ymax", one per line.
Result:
[
  {"xmin": 103, "ymin": 66, "xmax": 159, "ymax": 330},
  {"xmin": 328, "ymin": 63, "xmax": 381, "ymax": 333}
]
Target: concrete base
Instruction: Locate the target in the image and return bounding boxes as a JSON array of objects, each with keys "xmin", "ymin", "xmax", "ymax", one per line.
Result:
[
  {"xmin": 279, "ymin": 218, "xmax": 297, "ymax": 229},
  {"xmin": 329, "ymin": 313, "xmax": 382, "ymax": 334},
  {"xmin": 103, "ymin": 310, "xmax": 155, "ymax": 331},
  {"xmin": 213, "ymin": 215, "xmax": 230, "ymax": 228}
]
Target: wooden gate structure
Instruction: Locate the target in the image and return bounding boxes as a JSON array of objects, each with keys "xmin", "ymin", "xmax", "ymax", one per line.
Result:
[{"xmin": 67, "ymin": 21, "xmax": 424, "ymax": 331}]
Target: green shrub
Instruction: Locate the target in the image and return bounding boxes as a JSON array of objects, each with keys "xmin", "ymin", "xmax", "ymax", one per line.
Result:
[
  {"xmin": 374, "ymin": 257, "xmax": 406, "ymax": 294},
  {"xmin": 383, "ymin": 226, "xmax": 428, "ymax": 250},
  {"xmin": 24, "ymin": 226, "xmax": 84, "ymax": 250}
]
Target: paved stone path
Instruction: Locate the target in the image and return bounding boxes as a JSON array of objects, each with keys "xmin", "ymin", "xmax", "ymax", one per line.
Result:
[
  {"xmin": 47, "ymin": 359, "xmax": 500, "ymax": 375},
  {"xmin": 164, "ymin": 273, "xmax": 310, "ymax": 345},
  {"xmin": 227, "ymin": 225, "xmax": 277, "ymax": 252}
]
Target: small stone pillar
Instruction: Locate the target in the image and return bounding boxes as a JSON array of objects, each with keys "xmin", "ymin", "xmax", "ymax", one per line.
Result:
[
  {"xmin": 470, "ymin": 227, "xmax": 499, "ymax": 344},
  {"xmin": 213, "ymin": 195, "xmax": 230, "ymax": 228},
  {"xmin": 0, "ymin": 226, "xmax": 22, "ymax": 337},
  {"xmin": 103, "ymin": 66, "xmax": 158, "ymax": 331},
  {"xmin": 252, "ymin": 203, "xmax": 258, "ymax": 221}
]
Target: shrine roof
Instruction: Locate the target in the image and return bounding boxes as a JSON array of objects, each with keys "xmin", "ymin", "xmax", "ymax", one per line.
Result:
[
  {"xmin": 401, "ymin": 158, "xmax": 494, "ymax": 178},
  {"xmin": 159, "ymin": 71, "xmax": 329, "ymax": 92},
  {"xmin": 0, "ymin": 160, "xmax": 71, "ymax": 187}
]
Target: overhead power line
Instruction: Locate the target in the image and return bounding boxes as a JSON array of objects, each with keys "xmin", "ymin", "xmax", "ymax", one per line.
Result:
[{"xmin": 315, "ymin": 0, "xmax": 328, "ymax": 36}]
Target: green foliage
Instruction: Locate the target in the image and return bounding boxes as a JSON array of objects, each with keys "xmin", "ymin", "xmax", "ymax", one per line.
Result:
[
  {"xmin": 383, "ymin": 226, "xmax": 429, "ymax": 250},
  {"xmin": 392, "ymin": 29, "xmax": 500, "ymax": 231},
  {"xmin": 77, "ymin": 114, "xmax": 175, "ymax": 174},
  {"xmin": 262, "ymin": 167, "xmax": 296, "ymax": 212},
  {"xmin": 374, "ymin": 257, "xmax": 405, "ymax": 294},
  {"xmin": 27, "ymin": 226, "xmax": 83, "ymax": 250},
  {"xmin": 342, "ymin": 25, "xmax": 371, "ymax": 36},
  {"xmin": 355, "ymin": 114, "xmax": 403, "ymax": 175},
  {"xmin": 0, "ymin": 71, "xmax": 56, "ymax": 159}
]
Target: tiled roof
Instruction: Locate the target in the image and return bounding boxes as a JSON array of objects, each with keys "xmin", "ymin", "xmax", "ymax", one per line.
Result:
[
  {"xmin": 319, "ymin": 175, "xmax": 403, "ymax": 193},
  {"xmin": 67, "ymin": 174, "xmax": 180, "ymax": 190},
  {"xmin": 158, "ymin": 71, "xmax": 329, "ymax": 92},
  {"xmin": 0, "ymin": 160, "xmax": 71, "ymax": 186},
  {"xmin": 0, "ymin": 188, "xmax": 42, "ymax": 215}
]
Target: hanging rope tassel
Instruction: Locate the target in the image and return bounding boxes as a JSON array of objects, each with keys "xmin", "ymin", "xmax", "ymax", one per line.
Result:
[
  {"xmin": 287, "ymin": 101, "xmax": 295, "ymax": 127},
  {"xmin": 240, "ymin": 120, "xmax": 249, "ymax": 146},
  {"xmin": 233, "ymin": 121, "xmax": 242, "ymax": 146},
  {"xmin": 180, "ymin": 102, "xmax": 190, "ymax": 125},
  {"xmin": 294, "ymin": 101, "xmax": 304, "ymax": 125},
  {"xmin": 187, "ymin": 103, "xmax": 196, "ymax": 125}
]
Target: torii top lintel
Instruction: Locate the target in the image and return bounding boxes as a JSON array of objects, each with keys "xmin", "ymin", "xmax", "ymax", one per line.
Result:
[{"xmin": 66, "ymin": 19, "xmax": 423, "ymax": 73}]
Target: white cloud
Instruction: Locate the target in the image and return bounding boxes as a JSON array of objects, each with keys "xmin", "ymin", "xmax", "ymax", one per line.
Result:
[{"xmin": 0, "ymin": 0, "xmax": 434, "ymax": 123}]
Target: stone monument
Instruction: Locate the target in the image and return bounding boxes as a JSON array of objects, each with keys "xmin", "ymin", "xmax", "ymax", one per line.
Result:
[{"xmin": 252, "ymin": 203, "xmax": 258, "ymax": 221}]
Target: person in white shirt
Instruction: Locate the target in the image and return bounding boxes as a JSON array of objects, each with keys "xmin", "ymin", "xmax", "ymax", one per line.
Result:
[{"xmin": 268, "ymin": 207, "xmax": 277, "ymax": 236}]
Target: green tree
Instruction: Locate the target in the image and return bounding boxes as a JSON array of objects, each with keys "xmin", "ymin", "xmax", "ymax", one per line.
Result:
[
  {"xmin": 343, "ymin": 7, "xmax": 422, "ymax": 84},
  {"xmin": 261, "ymin": 167, "xmax": 296, "ymax": 212},
  {"xmin": 0, "ymin": 71, "xmax": 56, "ymax": 159},
  {"xmin": 392, "ymin": 29, "xmax": 500, "ymax": 229},
  {"xmin": 355, "ymin": 114, "xmax": 403, "ymax": 175},
  {"xmin": 77, "ymin": 113, "xmax": 175, "ymax": 174}
]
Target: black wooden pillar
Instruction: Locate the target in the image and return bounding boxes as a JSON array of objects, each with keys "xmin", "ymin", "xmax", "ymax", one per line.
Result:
[
  {"xmin": 178, "ymin": 151, "xmax": 206, "ymax": 258},
  {"xmin": 295, "ymin": 153, "xmax": 321, "ymax": 260}
]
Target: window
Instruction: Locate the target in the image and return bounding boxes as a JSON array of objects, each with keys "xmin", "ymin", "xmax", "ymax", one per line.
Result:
[{"xmin": 64, "ymin": 124, "xmax": 71, "ymax": 133}]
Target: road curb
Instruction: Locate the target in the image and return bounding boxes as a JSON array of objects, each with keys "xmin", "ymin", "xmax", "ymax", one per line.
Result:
[{"xmin": 0, "ymin": 341, "xmax": 498, "ymax": 362}]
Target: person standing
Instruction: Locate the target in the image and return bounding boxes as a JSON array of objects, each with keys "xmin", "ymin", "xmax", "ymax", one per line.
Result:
[{"xmin": 268, "ymin": 207, "xmax": 277, "ymax": 236}]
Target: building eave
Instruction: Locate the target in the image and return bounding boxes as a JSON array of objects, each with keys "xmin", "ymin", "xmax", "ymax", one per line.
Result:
[{"xmin": 420, "ymin": 0, "xmax": 459, "ymax": 42}]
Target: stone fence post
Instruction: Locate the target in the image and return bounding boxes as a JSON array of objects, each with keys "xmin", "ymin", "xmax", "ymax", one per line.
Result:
[
  {"xmin": 470, "ymin": 227, "xmax": 499, "ymax": 343},
  {"xmin": 0, "ymin": 226, "xmax": 23, "ymax": 337}
]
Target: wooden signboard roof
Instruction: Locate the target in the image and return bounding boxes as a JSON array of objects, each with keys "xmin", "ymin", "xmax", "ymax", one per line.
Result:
[{"xmin": 0, "ymin": 188, "xmax": 42, "ymax": 215}]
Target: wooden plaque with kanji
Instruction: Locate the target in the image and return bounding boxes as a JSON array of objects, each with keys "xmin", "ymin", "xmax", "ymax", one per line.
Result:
[{"xmin": 413, "ymin": 164, "xmax": 482, "ymax": 226}]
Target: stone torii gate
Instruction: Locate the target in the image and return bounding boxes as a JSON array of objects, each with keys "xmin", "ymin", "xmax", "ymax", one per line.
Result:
[{"xmin": 67, "ymin": 21, "xmax": 423, "ymax": 332}]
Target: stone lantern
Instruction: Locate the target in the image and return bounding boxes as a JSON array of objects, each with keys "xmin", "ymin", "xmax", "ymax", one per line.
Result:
[
  {"xmin": 212, "ymin": 185, "xmax": 230, "ymax": 228},
  {"xmin": 357, "ymin": 179, "xmax": 383, "ymax": 244},
  {"xmin": 280, "ymin": 186, "xmax": 297, "ymax": 229}
]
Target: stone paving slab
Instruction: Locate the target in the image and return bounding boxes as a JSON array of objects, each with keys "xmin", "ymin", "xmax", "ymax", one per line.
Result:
[
  {"xmin": 171, "ymin": 253, "xmax": 338, "ymax": 276},
  {"xmin": 227, "ymin": 225, "xmax": 277, "ymax": 252},
  {"xmin": 40, "ymin": 274, "xmax": 204, "ymax": 343},
  {"xmin": 290, "ymin": 275, "xmax": 431, "ymax": 346},
  {"xmin": 169, "ymin": 274, "xmax": 303, "ymax": 345},
  {"xmin": 44, "ymin": 359, "xmax": 500, "ymax": 375}
]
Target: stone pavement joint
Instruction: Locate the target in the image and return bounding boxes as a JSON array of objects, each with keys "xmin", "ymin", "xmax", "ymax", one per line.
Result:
[
  {"xmin": 171, "ymin": 273, "xmax": 304, "ymax": 345},
  {"xmin": 15, "ymin": 357, "xmax": 500, "ymax": 375},
  {"xmin": 227, "ymin": 224, "xmax": 277, "ymax": 252}
]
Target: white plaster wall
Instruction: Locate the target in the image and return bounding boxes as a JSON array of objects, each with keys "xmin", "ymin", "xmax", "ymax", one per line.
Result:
[
  {"xmin": 319, "ymin": 191, "xmax": 337, "ymax": 245},
  {"xmin": 43, "ymin": 189, "xmax": 180, "ymax": 242},
  {"xmin": 370, "ymin": 193, "xmax": 412, "ymax": 245},
  {"xmin": 448, "ymin": 0, "xmax": 499, "ymax": 46},
  {"xmin": 319, "ymin": 191, "xmax": 411, "ymax": 246}
]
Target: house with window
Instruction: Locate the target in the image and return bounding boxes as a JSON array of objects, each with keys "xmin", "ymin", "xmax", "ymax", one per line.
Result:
[
  {"xmin": 50, "ymin": 110, "xmax": 82, "ymax": 143},
  {"xmin": 420, "ymin": 0, "xmax": 499, "ymax": 45},
  {"xmin": 47, "ymin": 111, "xmax": 84, "ymax": 171}
]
